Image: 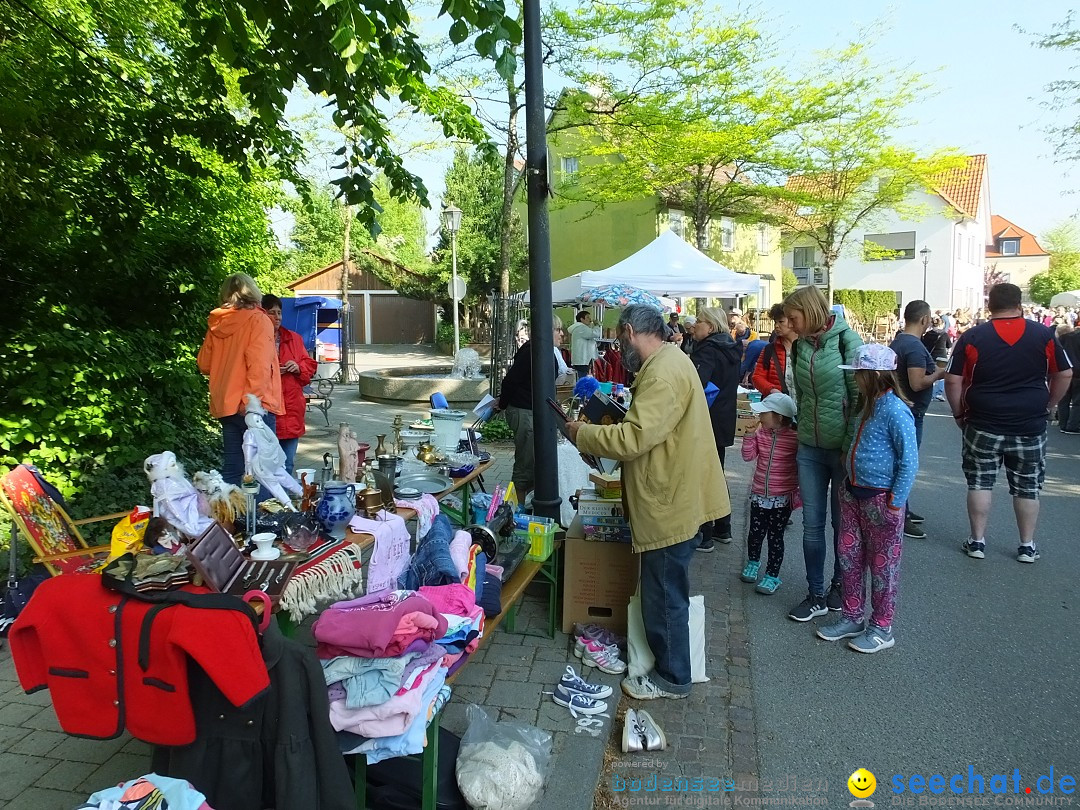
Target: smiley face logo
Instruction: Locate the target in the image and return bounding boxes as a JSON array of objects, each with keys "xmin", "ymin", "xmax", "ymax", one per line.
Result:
[{"xmin": 848, "ymin": 768, "xmax": 877, "ymax": 798}]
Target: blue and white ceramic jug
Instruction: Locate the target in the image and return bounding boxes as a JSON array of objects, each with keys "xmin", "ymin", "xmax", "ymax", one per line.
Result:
[{"xmin": 316, "ymin": 481, "xmax": 356, "ymax": 540}]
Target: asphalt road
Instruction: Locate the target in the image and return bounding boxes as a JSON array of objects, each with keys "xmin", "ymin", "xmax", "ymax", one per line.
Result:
[{"xmin": 738, "ymin": 400, "xmax": 1080, "ymax": 801}]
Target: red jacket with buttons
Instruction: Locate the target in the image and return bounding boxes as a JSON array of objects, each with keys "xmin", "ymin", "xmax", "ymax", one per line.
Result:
[
  {"xmin": 9, "ymin": 575, "xmax": 269, "ymax": 745},
  {"xmin": 276, "ymin": 327, "xmax": 318, "ymax": 440}
]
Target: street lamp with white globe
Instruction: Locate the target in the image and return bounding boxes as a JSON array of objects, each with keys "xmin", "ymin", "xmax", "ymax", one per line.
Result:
[
  {"xmin": 920, "ymin": 245, "xmax": 932, "ymax": 302},
  {"xmin": 441, "ymin": 204, "xmax": 464, "ymax": 353}
]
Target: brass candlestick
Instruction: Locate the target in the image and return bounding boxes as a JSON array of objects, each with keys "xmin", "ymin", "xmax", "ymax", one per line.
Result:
[{"xmin": 391, "ymin": 414, "xmax": 404, "ymax": 455}]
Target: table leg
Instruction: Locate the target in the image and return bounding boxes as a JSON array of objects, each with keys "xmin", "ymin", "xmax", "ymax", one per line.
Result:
[
  {"xmin": 352, "ymin": 754, "xmax": 367, "ymax": 809},
  {"xmin": 421, "ymin": 709, "xmax": 441, "ymax": 810}
]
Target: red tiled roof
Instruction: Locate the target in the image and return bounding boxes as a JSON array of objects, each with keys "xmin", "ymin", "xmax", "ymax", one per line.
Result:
[
  {"xmin": 986, "ymin": 214, "xmax": 1048, "ymax": 257},
  {"xmin": 930, "ymin": 154, "xmax": 985, "ymax": 219}
]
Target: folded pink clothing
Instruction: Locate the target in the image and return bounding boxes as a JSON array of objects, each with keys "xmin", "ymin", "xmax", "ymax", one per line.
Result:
[
  {"xmin": 419, "ymin": 583, "xmax": 483, "ymax": 621},
  {"xmin": 350, "ymin": 512, "xmax": 411, "ymax": 595},
  {"xmin": 329, "ymin": 666, "xmax": 442, "ymax": 738},
  {"xmin": 395, "ymin": 493, "xmax": 439, "ymax": 538},
  {"xmin": 448, "ymin": 530, "xmax": 472, "ymax": 581},
  {"xmin": 314, "ymin": 592, "xmax": 448, "ymax": 659}
]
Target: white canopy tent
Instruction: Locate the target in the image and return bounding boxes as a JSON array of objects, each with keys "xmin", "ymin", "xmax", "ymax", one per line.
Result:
[
  {"xmin": 533, "ymin": 230, "xmax": 761, "ymax": 303},
  {"xmin": 1049, "ymin": 290, "xmax": 1080, "ymax": 307}
]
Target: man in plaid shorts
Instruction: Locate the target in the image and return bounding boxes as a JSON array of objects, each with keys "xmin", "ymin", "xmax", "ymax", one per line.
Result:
[{"xmin": 945, "ymin": 283, "xmax": 1073, "ymax": 562}]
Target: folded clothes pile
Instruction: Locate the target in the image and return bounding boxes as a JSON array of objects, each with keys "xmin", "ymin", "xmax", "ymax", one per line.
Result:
[{"xmin": 314, "ymin": 582, "xmax": 486, "ymax": 763}]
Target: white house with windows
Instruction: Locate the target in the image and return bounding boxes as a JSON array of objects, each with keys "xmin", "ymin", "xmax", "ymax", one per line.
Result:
[
  {"xmin": 984, "ymin": 214, "xmax": 1049, "ymax": 300},
  {"xmin": 782, "ymin": 154, "xmax": 992, "ymax": 313}
]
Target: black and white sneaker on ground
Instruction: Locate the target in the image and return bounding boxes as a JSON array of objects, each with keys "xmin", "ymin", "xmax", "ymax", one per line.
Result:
[
  {"xmin": 826, "ymin": 584, "xmax": 843, "ymax": 612},
  {"xmin": 907, "ymin": 510, "xmax": 925, "ymax": 524},
  {"xmin": 903, "ymin": 519, "xmax": 927, "ymax": 539},
  {"xmin": 1017, "ymin": 545, "xmax": 1041, "ymax": 563},
  {"xmin": 788, "ymin": 594, "xmax": 828, "ymax": 622},
  {"xmin": 961, "ymin": 539, "xmax": 985, "ymax": 559}
]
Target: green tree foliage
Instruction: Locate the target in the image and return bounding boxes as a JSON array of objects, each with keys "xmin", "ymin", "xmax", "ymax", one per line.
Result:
[
  {"xmin": 1028, "ymin": 219, "xmax": 1080, "ymax": 305},
  {"xmin": 1030, "ymin": 11, "xmax": 1080, "ymax": 165},
  {"xmin": 433, "ymin": 147, "xmax": 528, "ymax": 301},
  {"xmin": 777, "ymin": 39, "xmax": 964, "ymax": 303},
  {"xmin": 833, "ymin": 290, "xmax": 899, "ymax": 330},
  {"xmin": 550, "ymin": 2, "xmax": 810, "ymax": 246},
  {"xmin": 782, "ymin": 268, "xmax": 799, "ymax": 296}
]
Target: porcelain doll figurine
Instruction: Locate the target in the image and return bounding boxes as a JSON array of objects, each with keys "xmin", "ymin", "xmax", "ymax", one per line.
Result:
[
  {"xmin": 243, "ymin": 394, "xmax": 301, "ymax": 509},
  {"xmin": 143, "ymin": 451, "xmax": 214, "ymax": 541},
  {"xmin": 192, "ymin": 469, "xmax": 248, "ymax": 527}
]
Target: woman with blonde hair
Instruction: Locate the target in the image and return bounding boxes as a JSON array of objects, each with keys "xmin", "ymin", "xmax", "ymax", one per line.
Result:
[
  {"xmin": 782, "ymin": 286, "xmax": 863, "ymax": 621},
  {"xmin": 197, "ymin": 273, "xmax": 283, "ymax": 487},
  {"xmin": 688, "ymin": 307, "xmax": 741, "ymax": 550}
]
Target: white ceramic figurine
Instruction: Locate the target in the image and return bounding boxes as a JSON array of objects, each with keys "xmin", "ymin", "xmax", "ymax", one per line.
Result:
[
  {"xmin": 143, "ymin": 451, "xmax": 214, "ymax": 541},
  {"xmin": 243, "ymin": 394, "xmax": 301, "ymax": 509}
]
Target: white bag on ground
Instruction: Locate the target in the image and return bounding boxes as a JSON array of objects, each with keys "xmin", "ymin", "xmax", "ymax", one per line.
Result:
[
  {"xmin": 456, "ymin": 704, "xmax": 552, "ymax": 810},
  {"xmin": 627, "ymin": 593, "xmax": 709, "ymax": 683}
]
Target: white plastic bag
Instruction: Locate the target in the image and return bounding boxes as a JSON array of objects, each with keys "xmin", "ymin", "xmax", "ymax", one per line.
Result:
[
  {"xmin": 627, "ymin": 593, "xmax": 709, "ymax": 683},
  {"xmin": 455, "ymin": 704, "xmax": 552, "ymax": 810}
]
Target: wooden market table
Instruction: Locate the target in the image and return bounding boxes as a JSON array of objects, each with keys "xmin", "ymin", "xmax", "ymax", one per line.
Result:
[{"xmin": 432, "ymin": 459, "xmax": 494, "ymax": 526}]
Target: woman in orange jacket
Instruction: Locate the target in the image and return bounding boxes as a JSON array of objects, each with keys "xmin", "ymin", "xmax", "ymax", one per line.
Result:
[
  {"xmin": 261, "ymin": 294, "xmax": 318, "ymax": 475},
  {"xmin": 197, "ymin": 273, "xmax": 283, "ymax": 487}
]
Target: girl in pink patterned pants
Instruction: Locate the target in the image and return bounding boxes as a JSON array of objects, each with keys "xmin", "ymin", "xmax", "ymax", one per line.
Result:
[{"xmin": 816, "ymin": 344, "xmax": 919, "ymax": 654}]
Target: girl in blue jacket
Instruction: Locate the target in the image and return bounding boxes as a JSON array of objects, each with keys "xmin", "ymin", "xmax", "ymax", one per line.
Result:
[{"xmin": 816, "ymin": 344, "xmax": 918, "ymax": 654}]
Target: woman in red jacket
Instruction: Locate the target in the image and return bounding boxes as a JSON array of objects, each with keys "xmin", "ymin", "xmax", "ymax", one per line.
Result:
[
  {"xmin": 752, "ymin": 303, "xmax": 797, "ymax": 402},
  {"xmin": 261, "ymin": 295, "xmax": 318, "ymax": 475}
]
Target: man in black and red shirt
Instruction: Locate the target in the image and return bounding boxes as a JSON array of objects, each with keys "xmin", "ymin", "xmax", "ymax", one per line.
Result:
[{"xmin": 945, "ymin": 284, "xmax": 1073, "ymax": 563}]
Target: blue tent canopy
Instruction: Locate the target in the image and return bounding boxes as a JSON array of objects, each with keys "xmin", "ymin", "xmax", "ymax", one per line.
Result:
[{"xmin": 281, "ymin": 296, "xmax": 343, "ymax": 354}]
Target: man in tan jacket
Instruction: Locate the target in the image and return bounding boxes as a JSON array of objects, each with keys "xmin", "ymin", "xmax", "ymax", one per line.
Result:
[{"xmin": 567, "ymin": 305, "xmax": 730, "ymax": 700}]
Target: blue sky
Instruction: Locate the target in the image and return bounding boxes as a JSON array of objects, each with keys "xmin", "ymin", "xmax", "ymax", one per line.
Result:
[{"xmin": 280, "ymin": 0, "xmax": 1079, "ymax": 245}]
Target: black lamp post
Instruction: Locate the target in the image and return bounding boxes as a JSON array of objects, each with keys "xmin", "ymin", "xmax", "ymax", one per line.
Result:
[{"xmin": 920, "ymin": 246, "xmax": 932, "ymax": 302}]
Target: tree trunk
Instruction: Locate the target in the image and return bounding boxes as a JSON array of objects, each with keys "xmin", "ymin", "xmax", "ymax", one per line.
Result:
[{"xmin": 498, "ymin": 75, "xmax": 521, "ymax": 297}]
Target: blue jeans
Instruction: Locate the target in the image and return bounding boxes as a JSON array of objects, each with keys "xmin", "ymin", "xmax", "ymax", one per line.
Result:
[
  {"xmin": 932, "ymin": 379, "xmax": 944, "ymax": 400},
  {"xmin": 640, "ymin": 537, "xmax": 697, "ymax": 694},
  {"xmin": 279, "ymin": 438, "xmax": 299, "ymax": 475},
  {"xmin": 220, "ymin": 412, "xmax": 276, "ymax": 497},
  {"xmin": 796, "ymin": 444, "xmax": 844, "ymax": 597}
]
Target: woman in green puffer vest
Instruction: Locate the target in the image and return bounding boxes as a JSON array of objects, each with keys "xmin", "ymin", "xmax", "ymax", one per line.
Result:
[{"xmin": 782, "ymin": 287, "xmax": 863, "ymax": 622}]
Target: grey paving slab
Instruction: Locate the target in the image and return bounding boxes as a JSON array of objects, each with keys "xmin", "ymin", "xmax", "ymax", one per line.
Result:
[
  {"xmin": 485, "ymin": 679, "xmax": 543, "ymax": 710},
  {"xmin": 37, "ymin": 759, "xmax": 101, "ymax": 792},
  {"xmin": 0, "ymin": 751, "xmax": 59, "ymax": 801},
  {"xmin": 47, "ymin": 735, "xmax": 128, "ymax": 765},
  {"xmin": 78, "ymin": 752, "xmax": 154, "ymax": 795},
  {"xmin": 13, "ymin": 728, "xmax": 68, "ymax": 757},
  {"xmin": 4, "ymin": 786, "xmax": 90, "ymax": 810},
  {"xmin": 0, "ymin": 722, "xmax": 30, "ymax": 753}
]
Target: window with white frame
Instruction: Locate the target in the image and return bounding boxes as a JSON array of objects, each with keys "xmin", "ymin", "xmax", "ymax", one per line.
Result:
[
  {"xmin": 968, "ymin": 236, "xmax": 975, "ymax": 264},
  {"xmin": 793, "ymin": 246, "xmax": 814, "ymax": 270},
  {"xmin": 721, "ymin": 217, "xmax": 735, "ymax": 251},
  {"xmin": 758, "ymin": 281, "xmax": 771, "ymax": 307},
  {"xmin": 560, "ymin": 156, "xmax": 579, "ymax": 176},
  {"xmin": 863, "ymin": 231, "xmax": 916, "ymax": 261},
  {"xmin": 956, "ymin": 233, "xmax": 962, "ymax": 260},
  {"xmin": 758, "ymin": 224, "xmax": 769, "ymax": 255},
  {"xmin": 668, "ymin": 209, "xmax": 685, "ymax": 238},
  {"xmin": 1001, "ymin": 238, "xmax": 1020, "ymax": 256},
  {"xmin": 699, "ymin": 220, "xmax": 711, "ymax": 249}
]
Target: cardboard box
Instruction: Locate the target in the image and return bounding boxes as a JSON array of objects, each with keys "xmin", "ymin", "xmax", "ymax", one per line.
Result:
[
  {"xmin": 735, "ymin": 410, "xmax": 760, "ymax": 437},
  {"xmin": 562, "ymin": 516, "xmax": 639, "ymax": 635}
]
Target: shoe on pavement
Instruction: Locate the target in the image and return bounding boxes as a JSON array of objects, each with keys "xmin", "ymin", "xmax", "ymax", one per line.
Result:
[
  {"xmin": 961, "ymin": 539, "xmax": 985, "ymax": 559},
  {"xmin": 1017, "ymin": 545, "xmax": 1041, "ymax": 563},
  {"xmin": 560, "ymin": 665, "xmax": 613, "ymax": 700},
  {"xmin": 907, "ymin": 509, "xmax": 925, "ymax": 524},
  {"xmin": 740, "ymin": 560, "xmax": 761, "ymax": 582},
  {"xmin": 573, "ymin": 635, "xmax": 618, "ymax": 659},
  {"xmin": 788, "ymin": 593, "xmax": 828, "ymax": 622},
  {"xmin": 551, "ymin": 684, "xmax": 608, "ymax": 716},
  {"xmin": 621, "ymin": 708, "xmax": 643, "ymax": 753},
  {"xmin": 696, "ymin": 537, "xmax": 715, "ymax": 553},
  {"xmin": 755, "ymin": 574, "xmax": 781, "ymax": 595},
  {"xmin": 816, "ymin": 618, "xmax": 866, "ymax": 642},
  {"xmin": 574, "ymin": 623, "xmax": 622, "ymax": 651},
  {"xmin": 903, "ymin": 519, "xmax": 927, "ymax": 539},
  {"xmin": 826, "ymin": 583, "xmax": 843, "ymax": 612},
  {"xmin": 715, "ymin": 533, "xmax": 733, "ymax": 544},
  {"xmin": 581, "ymin": 639, "xmax": 627, "ymax": 675},
  {"xmin": 621, "ymin": 674, "xmax": 687, "ymax": 701},
  {"xmin": 635, "ymin": 709, "xmax": 667, "ymax": 751},
  {"xmin": 1061, "ymin": 428, "xmax": 1080, "ymax": 435},
  {"xmin": 848, "ymin": 625, "xmax": 895, "ymax": 654}
]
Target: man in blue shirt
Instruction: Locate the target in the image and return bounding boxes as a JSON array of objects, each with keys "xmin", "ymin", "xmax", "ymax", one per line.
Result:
[
  {"xmin": 945, "ymin": 284, "xmax": 1073, "ymax": 563},
  {"xmin": 890, "ymin": 300, "xmax": 945, "ymax": 540}
]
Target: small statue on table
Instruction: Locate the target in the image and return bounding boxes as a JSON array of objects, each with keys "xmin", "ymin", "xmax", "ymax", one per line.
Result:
[
  {"xmin": 337, "ymin": 422, "xmax": 360, "ymax": 483},
  {"xmin": 143, "ymin": 451, "xmax": 213, "ymax": 542},
  {"xmin": 243, "ymin": 394, "xmax": 301, "ymax": 509}
]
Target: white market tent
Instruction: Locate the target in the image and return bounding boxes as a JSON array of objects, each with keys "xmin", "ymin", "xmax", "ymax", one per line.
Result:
[
  {"xmin": 1049, "ymin": 290, "xmax": 1080, "ymax": 307},
  {"xmin": 535, "ymin": 230, "xmax": 761, "ymax": 304}
]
